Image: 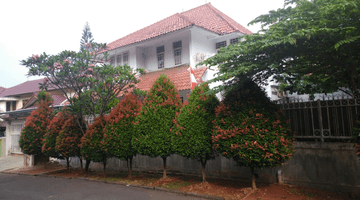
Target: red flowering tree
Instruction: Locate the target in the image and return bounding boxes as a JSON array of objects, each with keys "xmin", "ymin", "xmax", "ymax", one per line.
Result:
[
  {"xmin": 80, "ymin": 115, "xmax": 108, "ymax": 175},
  {"xmin": 103, "ymin": 93, "xmax": 142, "ymax": 178},
  {"xmin": 172, "ymin": 83, "xmax": 219, "ymax": 183},
  {"xmin": 42, "ymin": 110, "xmax": 68, "ymax": 160},
  {"xmin": 19, "ymin": 92, "xmax": 53, "ymax": 156},
  {"xmin": 212, "ymin": 80, "xmax": 295, "ymax": 189},
  {"xmin": 56, "ymin": 115, "xmax": 84, "ymax": 169},
  {"xmin": 132, "ymin": 74, "xmax": 182, "ymax": 179}
]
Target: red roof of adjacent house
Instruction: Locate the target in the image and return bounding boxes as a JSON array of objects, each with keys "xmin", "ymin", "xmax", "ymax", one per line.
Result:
[
  {"xmin": 106, "ymin": 3, "xmax": 251, "ymax": 51},
  {"xmin": 22, "ymin": 92, "xmax": 67, "ymax": 109},
  {"xmin": 136, "ymin": 65, "xmax": 207, "ymax": 92},
  {"xmin": 0, "ymin": 78, "xmax": 46, "ymax": 97},
  {"xmin": 0, "ymin": 87, "xmax": 5, "ymax": 94}
]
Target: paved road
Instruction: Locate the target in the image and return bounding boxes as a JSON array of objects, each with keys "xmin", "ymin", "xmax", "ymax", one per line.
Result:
[
  {"xmin": 0, "ymin": 155, "xmax": 23, "ymax": 172},
  {"xmin": 0, "ymin": 174, "xmax": 207, "ymax": 200}
]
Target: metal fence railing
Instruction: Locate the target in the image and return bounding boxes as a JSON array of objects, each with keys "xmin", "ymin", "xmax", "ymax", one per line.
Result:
[{"xmin": 276, "ymin": 97, "xmax": 360, "ymax": 141}]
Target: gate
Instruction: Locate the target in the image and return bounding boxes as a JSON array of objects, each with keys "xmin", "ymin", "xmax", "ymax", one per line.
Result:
[{"xmin": 11, "ymin": 124, "xmax": 23, "ymax": 153}]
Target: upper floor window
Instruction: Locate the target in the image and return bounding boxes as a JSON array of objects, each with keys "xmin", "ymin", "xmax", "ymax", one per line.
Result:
[
  {"xmin": 6, "ymin": 101, "xmax": 16, "ymax": 112},
  {"xmin": 110, "ymin": 56, "xmax": 115, "ymax": 65},
  {"xmin": 116, "ymin": 54, "xmax": 122, "ymax": 65},
  {"xmin": 230, "ymin": 38, "xmax": 239, "ymax": 44},
  {"xmin": 157, "ymin": 46, "xmax": 165, "ymax": 69},
  {"xmin": 173, "ymin": 41, "xmax": 182, "ymax": 65},
  {"xmin": 123, "ymin": 53, "xmax": 129, "ymax": 66},
  {"xmin": 216, "ymin": 41, "xmax": 227, "ymax": 53}
]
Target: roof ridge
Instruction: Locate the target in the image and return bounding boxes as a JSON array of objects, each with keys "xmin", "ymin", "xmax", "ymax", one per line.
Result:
[
  {"xmin": 206, "ymin": 3, "xmax": 237, "ymax": 33},
  {"xmin": 176, "ymin": 13, "xmax": 194, "ymax": 25}
]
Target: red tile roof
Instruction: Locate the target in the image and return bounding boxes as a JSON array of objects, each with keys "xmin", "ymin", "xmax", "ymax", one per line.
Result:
[
  {"xmin": 23, "ymin": 93, "xmax": 67, "ymax": 109},
  {"xmin": 106, "ymin": 3, "xmax": 251, "ymax": 51},
  {"xmin": 136, "ymin": 65, "xmax": 207, "ymax": 92},
  {"xmin": 0, "ymin": 78, "xmax": 46, "ymax": 97}
]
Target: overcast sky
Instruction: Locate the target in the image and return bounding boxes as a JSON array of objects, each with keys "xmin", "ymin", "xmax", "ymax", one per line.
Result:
[{"xmin": 0, "ymin": 0, "xmax": 286, "ymax": 88}]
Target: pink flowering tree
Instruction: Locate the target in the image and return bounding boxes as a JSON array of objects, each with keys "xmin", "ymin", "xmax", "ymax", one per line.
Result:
[{"xmin": 21, "ymin": 42, "xmax": 144, "ymax": 172}]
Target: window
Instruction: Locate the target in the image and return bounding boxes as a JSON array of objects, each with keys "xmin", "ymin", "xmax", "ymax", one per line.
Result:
[
  {"xmin": 123, "ymin": 53, "xmax": 129, "ymax": 65},
  {"xmin": 230, "ymin": 38, "xmax": 239, "ymax": 44},
  {"xmin": 173, "ymin": 41, "xmax": 182, "ymax": 65},
  {"xmin": 6, "ymin": 101, "xmax": 16, "ymax": 111},
  {"xmin": 216, "ymin": 41, "xmax": 227, "ymax": 53},
  {"xmin": 180, "ymin": 97, "xmax": 184, "ymax": 103},
  {"xmin": 157, "ymin": 46, "xmax": 165, "ymax": 69},
  {"xmin": 110, "ymin": 56, "xmax": 115, "ymax": 65},
  {"xmin": 6, "ymin": 102, "xmax": 10, "ymax": 112},
  {"xmin": 12, "ymin": 101, "xmax": 16, "ymax": 111},
  {"xmin": 116, "ymin": 55, "xmax": 122, "ymax": 65}
]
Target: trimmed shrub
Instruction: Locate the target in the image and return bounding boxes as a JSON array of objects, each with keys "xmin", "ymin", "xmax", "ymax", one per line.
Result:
[
  {"xmin": 103, "ymin": 93, "xmax": 142, "ymax": 178},
  {"xmin": 172, "ymin": 83, "xmax": 219, "ymax": 182},
  {"xmin": 80, "ymin": 115, "xmax": 108, "ymax": 174},
  {"xmin": 132, "ymin": 74, "xmax": 182, "ymax": 178},
  {"xmin": 42, "ymin": 110, "xmax": 68, "ymax": 159},
  {"xmin": 212, "ymin": 80, "xmax": 295, "ymax": 189},
  {"xmin": 19, "ymin": 92, "xmax": 53, "ymax": 155},
  {"xmin": 56, "ymin": 115, "xmax": 84, "ymax": 169}
]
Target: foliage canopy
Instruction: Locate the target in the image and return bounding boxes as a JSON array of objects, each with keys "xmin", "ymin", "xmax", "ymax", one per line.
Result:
[
  {"xmin": 202, "ymin": 0, "xmax": 360, "ymax": 97},
  {"xmin": 19, "ymin": 93, "xmax": 53, "ymax": 155}
]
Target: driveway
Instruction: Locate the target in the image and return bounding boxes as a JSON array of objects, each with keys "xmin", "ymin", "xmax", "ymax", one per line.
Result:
[
  {"xmin": 0, "ymin": 155, "xmax": 23, "ymax": 172},
  {"xmin": 0, "ymin": 174, "xmax": 206, "ymax": 200}
]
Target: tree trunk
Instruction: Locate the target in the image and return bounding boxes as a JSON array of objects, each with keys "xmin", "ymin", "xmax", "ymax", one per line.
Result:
[
  {"xmin": 85, "ymin": 159, "xmax": 91, "ymax": 172},
  {"xmin": 66, "ymin": 157, "xmax": 69, "ymax": 170},
  {"xmin": 79, "ymin": 157, "xmax": 83, "ymax": 172},
  {"xmin": 103, "ymin": 157, "xmax": 107, "ymax": 177},
  {"xmin": 128, "ymin": 157, "xmax": 133, "ymax": 179},
  {"xmin": 200, "ymin": 160, "xmax": 207, "ymax": 183},
  {"xmin": 162, "ymin": 157, "xmax": 167, "ymax": 179},
  {"xmin": 251, "ymin": 167, "xmax": 256, "ymax": 189}
]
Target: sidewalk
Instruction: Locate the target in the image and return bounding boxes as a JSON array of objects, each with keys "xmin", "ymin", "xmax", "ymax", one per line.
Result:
[{"xmin": 0, "ymin": 154, "xmax": 23, "ymax": 172}]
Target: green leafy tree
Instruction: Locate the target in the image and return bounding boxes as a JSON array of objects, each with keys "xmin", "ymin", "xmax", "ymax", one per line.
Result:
[
  {"xmin": 103, "ymin": 93, "xmax": 142, "ymax": 178},
  {"xmin": 212, "ymin": 80, "xmax": 294, "ymax": 189},
  {"xmin": 56, "ymin": 115, "xmax": 84, "ymax": 169},
  {"xmin": 132, "ymin": 74, "xmax": 182, "ymax": 179},
  {"xmin": 21, "ymin": 40, "xmax": 143, "ymax": 172},
  {"xmin": 42, "ymin": 110, "xmax": 68, "ymax": 160},
  {"xmin": 19, "ymin": 92, "xmax": 53, "ymax": 156},
  {"xmin": 80, "ymin": 116, "xmax": 108, "ymax": 175},
  {"xmin": 172, "ymin": 83, "xmax": 219, "ymax": 183},
  {"xmin": 80, "ymin": 22, "xmax": 94, "ymax": 51},
  {"xmin": 202, "ymin": 0, "xmax": 360, "ymax": 98}
]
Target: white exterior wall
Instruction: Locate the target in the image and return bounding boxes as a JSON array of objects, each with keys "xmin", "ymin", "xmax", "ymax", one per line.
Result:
[
  {"xmin": 0, "ymin": 102, "xmax": 5, "ymax": 112},
  {"xmin": 107, "ymin": 28, "xmax": 191, "ymax": 73},
  {"xmin": 141, "ymin": 31, "xmax": 191, "ymax": 72}
]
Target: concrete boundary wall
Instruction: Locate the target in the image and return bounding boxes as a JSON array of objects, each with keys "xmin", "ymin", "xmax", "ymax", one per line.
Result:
[{"xmin": 62, "ymin": 141, "xmax": 360, "ymax": 193}]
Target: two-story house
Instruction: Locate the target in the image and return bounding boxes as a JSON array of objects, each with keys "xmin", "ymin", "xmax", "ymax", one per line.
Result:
[
  {"xmin": 0, "ymin": 78, "xmax": 68, "ymax": 155},
  {"xmin": 100, "ymin": 3, "xmax": 252, "ymax": 101}
]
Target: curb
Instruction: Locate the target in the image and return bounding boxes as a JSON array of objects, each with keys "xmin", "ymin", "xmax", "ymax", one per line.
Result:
[{"xmin": 1, "ymin": 170, "xmax": 225, "ymax": 200}]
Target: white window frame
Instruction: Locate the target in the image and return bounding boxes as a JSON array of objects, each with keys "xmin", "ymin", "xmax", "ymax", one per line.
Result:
[
  {"xmin": 216, "ymin": 41, "xmax": 227, "ymax": 54},
  {"xmin": 123, "ymin": 52, "xmax": 129, "ymax": 66},
  {"xmin": 110, "ymin": 56, "xmax": 115, "ymax": 65},
  {"xmin": 116, "ymin": 54, "xmax": 122, "ymax": 66},
  {"xmin": 230, "ymin": 38, "xmax": 239, "ymax": 45},
  {"xmin": 157, "ymin": 46, "xmax": 165, "ymax": 69},
  {"xmin": 173, "ymin": 41, "xmax": 182, "ymax": 65}
]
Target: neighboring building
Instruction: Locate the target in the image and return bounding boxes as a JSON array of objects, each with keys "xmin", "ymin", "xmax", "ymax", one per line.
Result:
[
  {"xmin": 101, "ymin": 3, "xmax": 252, "ymax": 100},
  {"xmin": 0, "ymin": 78, "xmax": 67, "ymax": 156}
]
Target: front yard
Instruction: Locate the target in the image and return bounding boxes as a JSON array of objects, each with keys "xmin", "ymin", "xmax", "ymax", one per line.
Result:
[{"xmin": 3, "ymin": 163, "xmax": 359, "ymax": 200}]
